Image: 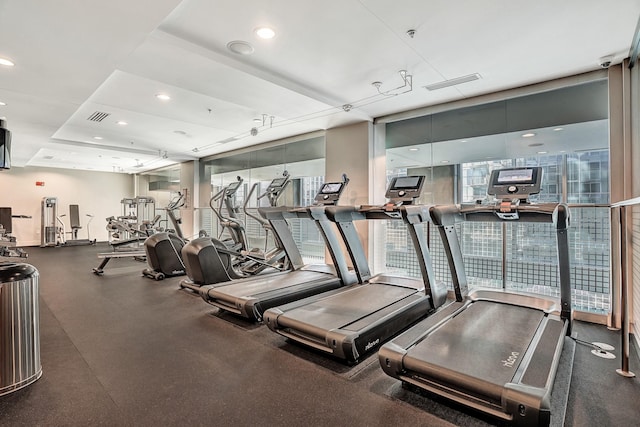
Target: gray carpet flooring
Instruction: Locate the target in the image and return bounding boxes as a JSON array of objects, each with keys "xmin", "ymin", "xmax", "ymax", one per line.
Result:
[{"xmin": 0, "ymin": 243, "xmax": 638, "ymax": 426}]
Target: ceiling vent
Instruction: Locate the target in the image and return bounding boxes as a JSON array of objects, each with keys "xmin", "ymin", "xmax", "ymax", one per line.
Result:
[
  {"xmin": 87, "ymin": 111, "xmax": 111, "ymax": 122},
  {"xmin": 219, "ymin": 137, "xmax": 238, "ymax": 144},
  {"xmin": 424, "ymin": 73, "xmax": 481, "ymax": 91}
]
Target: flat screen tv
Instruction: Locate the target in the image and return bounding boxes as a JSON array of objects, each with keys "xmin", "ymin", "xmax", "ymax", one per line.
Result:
[{"xmin": 0, "ymin": 119, "xmax": 11, "ymax": 170}]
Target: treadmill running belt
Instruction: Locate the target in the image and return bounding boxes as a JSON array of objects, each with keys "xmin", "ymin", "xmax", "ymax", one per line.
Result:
[
  {"xmin": 281, "ymin": 283, "xmax": 418, "ymax": 331},
  {"xmin": 403, "ymin": 301, "xmax": 544, "ymax": 403},
  {"xmin": 208, "ymin": 270, "xmax": 328, "ymax": 298}
]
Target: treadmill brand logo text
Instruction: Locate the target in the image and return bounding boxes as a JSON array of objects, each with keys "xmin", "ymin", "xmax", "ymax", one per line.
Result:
[
  {"xmin": 502, "ymin": 352, "xmax": 520, "ymax": 368},
  {"xmin": 365, "ymin": 338, "xmax": 380, "ymax": 351}
]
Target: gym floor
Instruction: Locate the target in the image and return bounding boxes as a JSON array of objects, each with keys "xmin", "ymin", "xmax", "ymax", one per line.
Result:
[{"xmin": 1, "ymin": 243, "xmax": 639, "ymax": 426}]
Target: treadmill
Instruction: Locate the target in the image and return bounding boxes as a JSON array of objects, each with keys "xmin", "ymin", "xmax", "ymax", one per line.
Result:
[
  {"xmin": 263, "ymin": 176, "xmax": 448, "ymax": 363},
  {"xmin": 378, "ymin": 166, "xmax": 572, "ymax": 427},
  {"xmin": 185, "ymin": 175, "xmax": 360, "ymax": 322}
]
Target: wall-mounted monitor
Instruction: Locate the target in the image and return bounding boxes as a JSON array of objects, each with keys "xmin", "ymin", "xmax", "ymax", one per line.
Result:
[{"xmin": 0, "ymin": 119, "xmax": 11, "ymax": 170}]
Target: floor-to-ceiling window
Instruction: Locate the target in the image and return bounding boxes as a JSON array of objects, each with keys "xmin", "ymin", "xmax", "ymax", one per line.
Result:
[
  {"xmin": 382, "ymin": 78, "xmax": 611, "ymax": 315},
  {"xmin": 200, "ymin": 136, "xmax": 327, "ymax": 263}
]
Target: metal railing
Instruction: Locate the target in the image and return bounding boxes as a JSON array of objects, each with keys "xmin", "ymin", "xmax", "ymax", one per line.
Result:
[{"xmin": 610, "ymin": 198, "xmax": 637, "ymax": 378}]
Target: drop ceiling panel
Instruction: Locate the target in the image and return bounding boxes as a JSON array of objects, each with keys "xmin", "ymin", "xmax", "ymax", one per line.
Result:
[{"xmin": 1, "ymin": 0, "xmax": 638, "ymax": 173}]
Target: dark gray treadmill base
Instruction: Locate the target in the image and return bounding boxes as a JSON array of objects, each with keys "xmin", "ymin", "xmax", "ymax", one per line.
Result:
[
  {"xmin": 380, "ymin": 296, "xmax": 570, "ymax": 426},
  {"xmin": 201, "ymin": 267, "xmax": 342, "ymax": 321},
  {"xmin": 265, "ymin": 278, "xmax": 432, "ymax": 362},
  {"xmin": 403, "ymin": 301, "xmax": 545, "ymax": 403},
  {"xmin": 390, "ymin": 337, "xmax": 575, "ymax": 427}
]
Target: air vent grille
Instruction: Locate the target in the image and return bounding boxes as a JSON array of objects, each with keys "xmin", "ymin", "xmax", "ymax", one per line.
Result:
[
  {"xmin": 87, "ymin": 111, "xmax": 111, "ymax": 122},
  {"xmin": 424, "ymin": 73, "xmax": 481, "ymax": 91}
]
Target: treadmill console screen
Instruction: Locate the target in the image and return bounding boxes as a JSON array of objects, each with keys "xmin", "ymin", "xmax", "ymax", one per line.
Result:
[
  {"xmin": 386, "ymin": 176, "xmax": 425, "ymax": 204},
  {"xmin": 315, "ymin": 181, "xmax": 346, "ymax": 205},
  {"xmin": 487, "ymin": 167, "xmax": 542, "ymax": 198}
]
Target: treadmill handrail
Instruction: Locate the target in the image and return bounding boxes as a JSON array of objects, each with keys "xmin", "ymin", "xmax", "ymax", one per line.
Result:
[
  {"xmin": 429, "ymin": 202, "xmax": 572, "ymax": 330},
  {"xmin": 326, "ymin": 203, "xmax": 447, "ymax": 310},
  {"xmin": 432, "ymin": 202, "xmax": 570, "ymax": 229}
]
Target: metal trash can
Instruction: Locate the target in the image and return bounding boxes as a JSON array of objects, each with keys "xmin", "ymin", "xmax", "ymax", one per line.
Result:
[{"xmin": 0, "ymin": 262, "xmax": 42, "ymax": 396}]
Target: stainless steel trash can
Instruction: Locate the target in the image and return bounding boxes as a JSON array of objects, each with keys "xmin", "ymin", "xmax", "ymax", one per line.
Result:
[{"xmin": 0, "ymin": 262, "xmax": 42, "ymax": 396}]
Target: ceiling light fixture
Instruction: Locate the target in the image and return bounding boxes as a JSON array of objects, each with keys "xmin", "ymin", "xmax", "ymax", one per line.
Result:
[
  {"xmin": 441, "ymin": 160, "xmax": 450, "ymax": 164},
  {"xmin": 227, "ymin": 40, "xmax": 255, "ymax": 55},
  {"xmin": 255, "ymin": 27, "xmax": 276, "ymax": 39},
  {"xmin": 116, "ymin": 120, "xmax": 128, "ymax": 126},
  {"xmin": 0, "ymin": 101, "xmax": 6, "ymax": 106},
  {"xmin": 522, "ymin": 132, "xmax": 536, "ymax": 138},
  {"xmin": 93, "ymin": 136, "xmax": 103, "ymax": 140},
  {"xmin": 537, "ymin": 151, "xmax": 548, "ymax": 154},
  {"xmin": 409, "ymin": 148, "xmax": 419, "ymax": 151},
  {"xmin": 156, "ymin": 94, "xmax": 171, "ymax": 101},
  {"xmin": 553, "ymin": 127, "xmax": 564, "ymax": 131},
  {"xmin": 0, "ymin": 57, "xmax": 15, "ymax": 67}
]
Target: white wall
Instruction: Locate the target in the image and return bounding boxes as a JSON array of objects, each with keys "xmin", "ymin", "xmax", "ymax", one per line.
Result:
[{"xmin": 0, "ymin": 166, "xmax": 134, "ymax": 246}]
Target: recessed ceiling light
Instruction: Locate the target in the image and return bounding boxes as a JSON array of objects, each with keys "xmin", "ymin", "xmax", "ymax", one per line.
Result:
[
  {"xmin": 0, "ymin": 57, "xmax": 15, "ymax": 67},
  {"xmin": 409, "ymin": 148, "xmax": 419, "ymax": 151},
  {"xmin": 537, "ymin": 151, "xmax": 548, "ymax": 154},
  {"xmin": 553, "ymin": 127, "xmax": 564, "ymax": 131},
  {"xmin": 116, "ymin": 120, "xmax": 128, "ymax": 126},
  {"xmin": 522, "ymin": 132, "xmax": 536, "ymax": 138},
  {"xmin": 93, "ymin": 136, "xmax": 103, "ymax": 140},
  {"xmin": 528, "ymin": 142, "xmax": 544, "ymax": 147},
  {"xmin": 227, "ymin": 40, "xmax": 255, "ymax": 55},
  {"xmin": 156, "ymin": 93, "xmax": 171, "ymax": 101},
  {"xmin": 0, "ymin": 101, "xmax": 6, "ymax": 106},
  {"xmin": 441, "ymin": 160, "xmax": 450, "ymax": 163},
  {"xmin": 255, "ymin": 27, "xmax": 276, "ymax": 39},
  {"xmin": 253, "ymin": 118, "xmax": 262, "ymax": 123}
]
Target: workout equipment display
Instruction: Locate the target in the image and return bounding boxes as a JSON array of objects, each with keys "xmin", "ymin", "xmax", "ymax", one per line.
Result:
[
  {"xmin": 0, "ymin": 207, "xmax": 29, "ymax": 258},
  {"xmin": 378, "ymin": 167, "xmax": 573, "ymax": 426},
  {"xmin": 58, "ymin": 204, "xmax": 96, "ymax": 246},
  {"xmin": 182, "ymin": 175, "xmax": 357, "ymax": 322},
  {"xmin": 93, "ymin": 196, "xmax": 158, "ymax": 275},
  {"xmin": 263, "ymin": 176, "xmax": 447, "ymax": 363},
  {"xmin": 142, "ymin": 192, "xmax": 189, "ymax": 281},
  {"xmin": 180, "ymin": 172, "xmax": 291, "ymax": 287},
  {"xmin": 210, "ymin": 177, "xmax": 246, "ymax": 251},
  {"xmin": 238, "ymin": 172, "xmax": 291, "ymax": 275},
  {"xmin": 40, "ymin": 197, "xmax": 63, "ymax": 247}
]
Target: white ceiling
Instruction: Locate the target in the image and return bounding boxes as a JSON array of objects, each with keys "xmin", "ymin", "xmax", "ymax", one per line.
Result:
[{"xmin": 0, "ymin": 0, "xmax": 638, "ymax": 174}]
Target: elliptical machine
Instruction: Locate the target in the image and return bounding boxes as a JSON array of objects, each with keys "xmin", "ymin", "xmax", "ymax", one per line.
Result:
[
  {"xmin": 180, "ymin": 172, "xmax": 291, "ymax": 288},
  {"xmin": 142, "ymin": 192, "xmax": 191, "ymax": 280},
  {"xmin": 210, "ymin": 176, "xmax": 246, "ymax": 252}
]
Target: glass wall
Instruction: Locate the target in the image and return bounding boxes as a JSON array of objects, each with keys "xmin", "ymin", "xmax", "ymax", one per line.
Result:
[
  {"xmin": 383, "ymin": 79, "xmax": 611, "ymax": 314},
  {"xmin": 200, "ymin": 136, "xmax": 327, "ymax": 263}
]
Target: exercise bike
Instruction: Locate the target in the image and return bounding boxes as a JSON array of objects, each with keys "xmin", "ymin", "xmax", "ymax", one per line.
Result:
[{"xmin": 180, "ymin": 172, "xmax": 291, "ymax": 287}]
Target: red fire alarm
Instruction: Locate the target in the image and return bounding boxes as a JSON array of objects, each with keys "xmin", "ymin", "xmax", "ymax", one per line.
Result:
[{"xmin": 36, "ymin": 181, "xmax": 45, "ymax": 186}]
